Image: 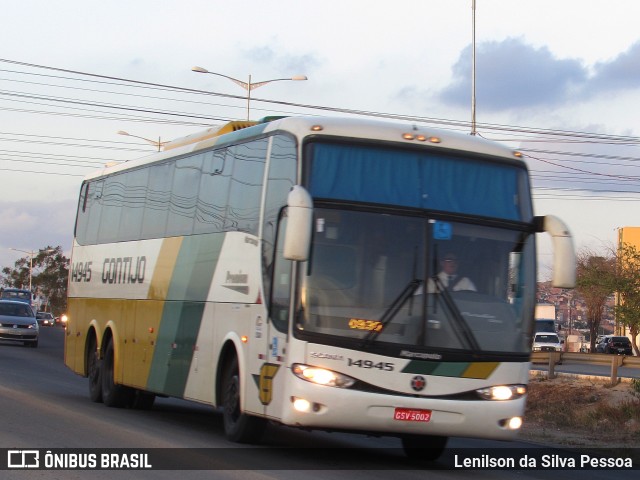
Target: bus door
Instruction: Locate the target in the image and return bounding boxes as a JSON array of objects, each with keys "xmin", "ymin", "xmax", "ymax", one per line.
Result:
[{"xmin": 260, "ymin": 215, "xmax": 293, "ymax": 420}]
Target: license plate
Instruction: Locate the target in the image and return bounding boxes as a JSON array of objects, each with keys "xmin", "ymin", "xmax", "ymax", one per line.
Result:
[{"xmin": 393, "ymin": 408, "xmax": 432, "ymax": 422}]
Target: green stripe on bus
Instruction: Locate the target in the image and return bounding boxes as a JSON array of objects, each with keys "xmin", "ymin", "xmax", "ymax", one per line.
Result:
[
  {"xmin": 401, "ymin": 360, "xmax": 499, "ymax": 379},
  {"xmin": 146, "ymin": 234, "xmax": 224, "ymax": 395}
]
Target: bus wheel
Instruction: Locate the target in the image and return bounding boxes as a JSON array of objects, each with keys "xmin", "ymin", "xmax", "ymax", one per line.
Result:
[
  {"xmin": 221, "ymin": 355, "xmax": 266, "ymax": 443},
  {"xmin": 101, "ymin": 337, "xmax": 132, "ymax": 408},
  {"xmin": 401, "ymin": 434, "xmax": 448, "ymax": 461},
  {"xmin": 87, "ymin": 335, "xmax": 102, "ymax": 403}
]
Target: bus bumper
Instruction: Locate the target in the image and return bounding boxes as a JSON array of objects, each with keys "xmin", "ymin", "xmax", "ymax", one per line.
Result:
[{"xmin": 279, "ymin": 375, "xmax": 526, "ymax": 440}]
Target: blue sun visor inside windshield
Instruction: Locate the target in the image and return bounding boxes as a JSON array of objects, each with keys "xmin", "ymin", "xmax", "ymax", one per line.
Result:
[{"xmin": 307, "ymin": 143, "xmax": 530, "ymax": 221}]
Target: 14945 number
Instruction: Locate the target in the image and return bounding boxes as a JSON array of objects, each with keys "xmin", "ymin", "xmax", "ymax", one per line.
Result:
[{"xmin": 348, "ymin": 358, "xmax": 394, "ymax": 371}]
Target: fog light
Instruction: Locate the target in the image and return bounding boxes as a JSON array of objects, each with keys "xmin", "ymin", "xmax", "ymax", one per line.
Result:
[
  {"xmin": 507, "ymin": 417, "xmax": 523, "ymax": 430},
  {"xmin": 292, "ymin": 397, "xmax": 312, "ymax": 412}
]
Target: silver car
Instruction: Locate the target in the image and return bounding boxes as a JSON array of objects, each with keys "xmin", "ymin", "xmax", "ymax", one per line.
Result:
[{"xmin": 0, "ymin": 300, "xmax": 39, "ymax": 348}]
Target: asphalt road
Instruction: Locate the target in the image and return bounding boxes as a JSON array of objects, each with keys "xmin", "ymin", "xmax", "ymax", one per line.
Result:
[{"xmin": 0, "ymin": 327, "xmax": 636, "ymax": 479}]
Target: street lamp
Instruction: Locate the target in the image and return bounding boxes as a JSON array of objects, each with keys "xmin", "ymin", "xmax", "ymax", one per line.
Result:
[
  {"xmin": 117, "ymin": 131, "xmax": 168, "ymax": 152},
  {"xmin": 191, "ymin": 66, "xmax": 307, "ymax": 120},
  {"xmin": 9, "ymin": 248, "xmax": 55, "ymax": 292}
]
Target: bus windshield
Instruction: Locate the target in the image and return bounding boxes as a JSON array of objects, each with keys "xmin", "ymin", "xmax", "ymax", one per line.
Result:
[{"xmin": 295, "ymin": 208, "xmax": 536, "ymax": 354}]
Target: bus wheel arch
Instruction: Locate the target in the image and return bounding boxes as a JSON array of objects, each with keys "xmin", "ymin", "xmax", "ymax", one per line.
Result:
[{"xmin": 217, "ymin": 342, "xmax": 266, "ymax": 444}]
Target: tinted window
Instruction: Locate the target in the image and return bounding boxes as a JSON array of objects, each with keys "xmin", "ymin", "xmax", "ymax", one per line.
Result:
[
  {"xmin": 75, "ymin": 137, "xmax": 271, "ymax": 244},
  {"xmin": 166, "ymin": 155, "xmax": 202, "ymax": 236},
  {"xmin": 118, "ymin": 168, "xmax": 149, "ymax": 241},
  {"xmin": 142, "ymin": 162, "xmax": 174, "ymax": 239},
  {"xmin": 224, "ymin": 140, "xmax": 267, "ymax": 234},
  {"xmin": 194, "ymin": 149, "xmax": 231, "ymax": 234},
  {"xmin": 80, "ymin": 180, "xmax": 104, "ymax": 245},
  {"xmin": 98, "ymin": 175, "xmax": 125, "ymax": 243}
]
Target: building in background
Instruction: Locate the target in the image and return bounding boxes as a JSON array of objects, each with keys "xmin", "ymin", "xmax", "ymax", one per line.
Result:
[{"xmin": 617, "ymin": 227, "xmax": 640, "ymax": 351}]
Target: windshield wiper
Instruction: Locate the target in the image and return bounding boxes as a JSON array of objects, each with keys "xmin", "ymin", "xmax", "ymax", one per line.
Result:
[
  {"xmin": 430, "ymin": 274, "xmax": 480, "ymax": 351},
  {"xmin": 361, "ymin": 279, "xmax": 422, "ymax": 348}
]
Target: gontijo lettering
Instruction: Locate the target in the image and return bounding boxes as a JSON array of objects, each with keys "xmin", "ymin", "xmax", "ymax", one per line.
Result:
[{"xmin": 102, "ymin": 256, "xmax": 146, "ymax": 284}]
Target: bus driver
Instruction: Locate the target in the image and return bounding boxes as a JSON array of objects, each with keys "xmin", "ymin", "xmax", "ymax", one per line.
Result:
[{"xmin": 428, "ymin": 253, "xmax": 476, "ymax": 292}]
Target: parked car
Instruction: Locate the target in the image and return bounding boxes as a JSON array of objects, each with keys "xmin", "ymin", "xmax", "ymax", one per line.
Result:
[
  {"xmin": 0, "ymin": 300, "xmax": 39, "ymax": 347},
  {"xmin": 36, "ymin": 311, "xmax": 56, "ymax": 327},
  {"xmin": 532, "ymin": 332, "xmax": 563, "ymax": 352},
  {"xmin": 597, "ymin": 336, "xmax": 633, "ymax": 355}
]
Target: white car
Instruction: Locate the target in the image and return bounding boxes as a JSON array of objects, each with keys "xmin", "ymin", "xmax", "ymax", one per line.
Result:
[{"xmin": 532, "ymin": 332, "xmax": 562, "ymax": 352}]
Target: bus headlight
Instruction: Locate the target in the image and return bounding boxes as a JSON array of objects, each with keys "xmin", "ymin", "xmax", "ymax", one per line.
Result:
[
  {"xmin": 292, "ymin": 364, "xmax": 356, "ymax": 388},
  {"xmin": 476, "ymin": 385, "xmax": 527, "ymax": 401}
]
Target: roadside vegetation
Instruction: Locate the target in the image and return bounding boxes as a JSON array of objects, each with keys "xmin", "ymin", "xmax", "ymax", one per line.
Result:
[
  {"xmin": 521, "ymin": 375, "xmax": 640, "ymax": 449},
  {"xmin": 0, "ymin": 246, "xmax": 69, "ymax": 314}
]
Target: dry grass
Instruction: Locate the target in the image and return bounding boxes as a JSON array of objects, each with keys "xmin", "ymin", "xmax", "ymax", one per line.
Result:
[{"xmin": 520, "ymin": 375, "xmax": 640, "ymax": 448}]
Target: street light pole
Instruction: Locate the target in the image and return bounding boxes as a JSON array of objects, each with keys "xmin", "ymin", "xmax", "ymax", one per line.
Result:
[
  {"xmin": 471, "ymin": 0, "xmax": 477, "ymax": 136},
  {"xmin": 191, "ymin": 66, "xmax": 307, "ymax": 120}
]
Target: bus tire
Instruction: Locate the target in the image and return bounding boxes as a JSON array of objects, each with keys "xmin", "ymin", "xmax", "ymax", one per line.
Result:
[
  {"xmin": 101, "ymin": 337, "xmax": 132, "ymax": 408},
  {"xmin": 87, "ymin": 335, "xmax": 102, "ymax": 403},
  {"xmin": 401, "ymin": 434, "xmax": 448, "ymax": 461},
  {"xmin": 221, "ymin": 355, "xmax": 266, "ymax": 444}
]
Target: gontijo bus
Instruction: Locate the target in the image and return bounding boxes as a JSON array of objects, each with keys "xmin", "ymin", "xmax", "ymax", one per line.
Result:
[{"xmin": 65, "ymin": 116, "xmax": 575, "ymax": 459}]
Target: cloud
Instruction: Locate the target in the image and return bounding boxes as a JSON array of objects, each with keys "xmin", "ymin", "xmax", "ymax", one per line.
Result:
[
  {"xmin": 438, "ymin": 37, "xmax": 587, "ymax": 110},
  {"xmin": 432, "ymin": 38, "xmax": 640, "ymax": 113},
  {"xmin": 242, "ymin": 45, "xmax": 322, "ymax": 75},
  {"xmin": 587, "ymin": 41, "xmax": 640, "ymax": 94}
]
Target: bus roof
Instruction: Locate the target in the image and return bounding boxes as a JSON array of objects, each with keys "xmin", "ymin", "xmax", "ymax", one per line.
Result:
[{"xmin": 83, "ymin": 116, "xmax": 526, "ymax": 182}]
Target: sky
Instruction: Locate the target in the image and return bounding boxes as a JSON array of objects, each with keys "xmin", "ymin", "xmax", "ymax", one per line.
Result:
[{"xmin": 1, "ymin": 0, "xmax": 640, "ymax": 280}]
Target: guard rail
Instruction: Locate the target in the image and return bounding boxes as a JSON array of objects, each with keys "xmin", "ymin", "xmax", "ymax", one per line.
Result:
[{"xmin": 530, "ymin": 351, "xmax": 640, "ymax": 384}]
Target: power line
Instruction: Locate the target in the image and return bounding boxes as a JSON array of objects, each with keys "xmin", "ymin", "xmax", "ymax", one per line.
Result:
[
  {"xmin": 0, "ymin": 167, "xmax": 86, "ymax": 177},
  {"xmin": 1, "ymin": 58, "xmax": 640, "ymax": 192},
  {"xmin": 3, "ymin": 57, "xmax": 640, "ymax": 145}
]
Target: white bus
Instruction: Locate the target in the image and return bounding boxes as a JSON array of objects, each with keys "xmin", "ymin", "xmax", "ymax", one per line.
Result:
[{"xmin": 65, "ymin": 116, "xmax": 575, "ymax": 459}]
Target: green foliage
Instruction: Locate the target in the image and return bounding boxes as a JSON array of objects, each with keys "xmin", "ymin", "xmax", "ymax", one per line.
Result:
[
  {"xmin": 614, "ymin": 243, "xmax": 640, "ymax": 355},
  {"xmin": 1, "ymin": 246, "xmax": 69, "ymax": 315},
  {"xmin": 632, "ymin": 378, "xmax": 640, "ymax": 395},
  {"xmin": 575, "ymin": 250, "xmax": 617, "ymax": 352}
]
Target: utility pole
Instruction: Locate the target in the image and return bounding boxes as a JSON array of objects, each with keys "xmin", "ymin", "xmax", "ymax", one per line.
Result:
[{"xmin": 471, "ymin": 0, "xmax": 477, "ymax": 135}]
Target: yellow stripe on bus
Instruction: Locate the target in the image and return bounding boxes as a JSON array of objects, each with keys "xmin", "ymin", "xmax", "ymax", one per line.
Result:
[{"xmin": 148, "ymin": 237, "xmax": 183, "ymax": 300}]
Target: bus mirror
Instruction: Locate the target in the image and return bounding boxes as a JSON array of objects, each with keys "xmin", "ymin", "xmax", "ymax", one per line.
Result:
[
  {"xmin": 535, "ymin": 215, "xmax": 576, "ymax": 288},
  {"xmin": 283, "ymin": 186, "xmax": 313, "ymax": 261}
]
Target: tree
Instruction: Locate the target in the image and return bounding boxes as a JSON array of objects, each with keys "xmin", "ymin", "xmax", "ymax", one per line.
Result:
[
  {"xmin": 1, "ymin": 246, "xmax": 69, "ymax": 315},
  {"xmin": 574, "ymin": 249, "xmax": 616, "ymax": 352},
  {"xmin": 614, "ymin": 242, "xmax": 640, "ymax": 356}
]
